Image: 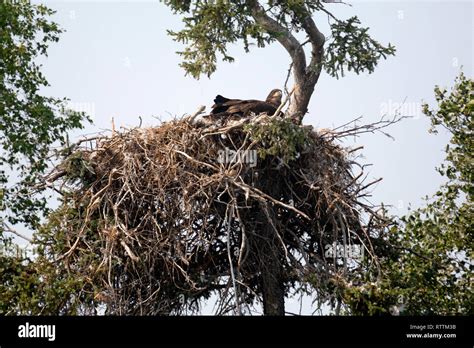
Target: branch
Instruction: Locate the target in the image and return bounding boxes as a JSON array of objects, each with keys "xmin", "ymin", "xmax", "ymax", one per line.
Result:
[
  {"xmin": 272, "ymin": 86, "xmax": 295, "ymax": 117},
  {"xmin": 233, "ymin": 180, "xmax": 310, "ymax": 220},
  {"xmin": 358, "ymin": 177, "xmax": 383, "ymax": 193},
  {"xmin": 2, "ymin": 223, "xmax": 33, "ymax": 243},
  {"xmin": 187, "ymin": 105, "xmax": 206, "ymax": 124},
  {"xmin": 284, "ymin": 61, "xmax": 294, "ymax": 96},
  {"xmin": 249, "ymin": 1, "xmax": 307, "ymax": 79},
  {"xmin": 328, "ymin": 115, "xmax": 409, "ymax": 140},
  {"xmin": 300, "ymin": 14, "xmax": 325, "ymax": 78}
]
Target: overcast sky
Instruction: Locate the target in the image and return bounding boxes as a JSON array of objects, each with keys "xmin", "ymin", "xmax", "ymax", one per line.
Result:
[{"xmin": 26, "ymin": 0, "xmax": 473, "ymax": 314}]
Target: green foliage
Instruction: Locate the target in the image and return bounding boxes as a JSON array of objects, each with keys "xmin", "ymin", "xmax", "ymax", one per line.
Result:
[
  {"xmin": 0, "ymin": 199, "xmax": 101, "ymax": 315},
  {"xmin": 244, "ymin": 117, "xmax": 311, "ymax": 163},
  {"xmin": 0, "ymin": 1, "xmax": 91, "ymax": 315},
  {"xmin": 0, "ymin": 230, "xmax": 85, "ymax": 315},
  {"xmin": 161, "ymin": 1, "xmax": 395, "ymax": 79},
  {"xmin": 324, "ymin": 16, "xmax": 396, "ymax": 78},
  {"xmin": 164, "ymin": 0, "xmax": 274, "ymax": 78},
  {"xmin": 424, "ymin": 72, "xmax": 473, "ymax": 195},
  {"xmin": 0, "ymin": 1, "xmax": 90, "ymax": 228},
  {"xmin": 62, "ymin": 151, "xmax": 96, "ymax": 185},
  {"xmin": 345, "ymin": 73, "xmax": 473, "ymax": 315}
]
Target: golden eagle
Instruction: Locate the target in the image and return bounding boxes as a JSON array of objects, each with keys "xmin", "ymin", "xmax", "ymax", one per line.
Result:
[{"xmin": 210, "ymin": 89, "xmax": 282, "ymax": 117}]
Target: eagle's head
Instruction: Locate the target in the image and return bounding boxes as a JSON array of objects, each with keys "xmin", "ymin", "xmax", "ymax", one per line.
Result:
[{"xmin": 266, "ymin": 89, "xmax": 283, "ymax": 106}]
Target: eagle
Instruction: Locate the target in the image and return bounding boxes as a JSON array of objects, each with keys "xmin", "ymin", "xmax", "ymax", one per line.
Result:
[{"xmin": 210, "ymin": 89, "xmax": 282, "ymax": 117}]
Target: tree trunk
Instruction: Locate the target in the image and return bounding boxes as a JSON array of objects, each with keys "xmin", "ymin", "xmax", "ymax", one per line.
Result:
[
  {"xmin": 257, "ymin": 172, "xmax": 285, "ymax": 316},
  {"xmin": 287, "ymin": 76, "xmax": 320, "ymax": 124},
  {"xmin": 250, "ymin": 1, "xmax": 325, "ymax": 124},
  {"xmin": 260, "ymin": 233, "xmax": 285, "ymax": 315}
]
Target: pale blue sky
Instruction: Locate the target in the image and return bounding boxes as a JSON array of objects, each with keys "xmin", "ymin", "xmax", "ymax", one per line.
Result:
[{"xmin": 23, "ymin": 0, "xmax": 473, "ymax": 314}]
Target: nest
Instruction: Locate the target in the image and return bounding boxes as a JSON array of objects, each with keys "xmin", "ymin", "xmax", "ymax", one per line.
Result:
[{"xmin": 42, "ymin": 113, "xmax": 391, "ymax": 315}]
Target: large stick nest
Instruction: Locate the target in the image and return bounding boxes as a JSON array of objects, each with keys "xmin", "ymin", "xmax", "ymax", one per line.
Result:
[{"xmin": 41, "ymin": 114, "xmax": 392, "ymax": 315}]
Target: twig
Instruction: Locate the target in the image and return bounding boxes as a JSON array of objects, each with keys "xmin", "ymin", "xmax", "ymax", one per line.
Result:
[
  {"xmin": 225, "ymin": 201, "xmax": 241, "ymax": 316},
  {"xmin": 272, "ymin": 86, "xmax": 295, "ymax": 117},
  {"xmin": 358, "ymin": 177, "xmax": 383, "ymax": 193},
  {"xmin": 233, "ymin": 180, "xmax": 310, "ymax": 220},
  {"xmin": 284, "ymin": 62, "xmax": 294, "ymax": 96},
  {"xmin": 188, "ymin": 105, "xmax": 206, "ymax": 124},
  {"xmin": 330, "ymin": 115, "xmax": 409, "ymax": 140},
  {"xmin": 2, "ymin": 223, "xmax": 33, "ymax": 243},
  {"xmin": 121, "ymin": 240, "xmax": 139, "ymax": 262}
]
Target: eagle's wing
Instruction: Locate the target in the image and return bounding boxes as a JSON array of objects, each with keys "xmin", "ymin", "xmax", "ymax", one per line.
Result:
[
  {"xmin": 210, "ymin": 89, "xmax": 281, "ymax": 116},
  {"xmin": 231, "ymin": 102, "xmax": 277, "ymax": 116},
  {"xmin": 211, "ymin": 96, "xmax": 254, "ymax": 115},
  {"xmin": 213, "ymin": 95, "xmax": 231, "ymax": 104},
  {"xmin": 221, "ymin": 100, "xmax": 261, "ymax": 115}
]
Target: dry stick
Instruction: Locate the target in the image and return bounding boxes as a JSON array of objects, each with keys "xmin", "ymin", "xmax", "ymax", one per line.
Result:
[
  {"xmin": 345, "ymin": 200, "xmax": 383, "ymax": 272},
  {"xmin": 331, "ymin": 116, "xmax": 364, "ymax": 132},
  {"xmin": 199, "ymin": 113, "xmax": 270, "ymax": 139},
  {"xmin": 120, "ymin": 240, "xmax": 139, "ymax": 262},
  {"xmin": 285, "ymin": 227, "xmax": 311, "ymax": 270},
  {"xmin": 343, "ymin": 171, "xmax": 364, "ymax": 192},
  {"xmin": 350, "ymin": 225, "xmax": 381, "ymax": 277},
  {"xmin": 235, "ymin": 205, "xmax": 249, "ymax": 270},
  {"xmin": 174, "ymin": 150, "xmax": 219, "ymax": 171},
  {"xmin": 272, "ymin": 86, "xmax": 295, "ymax": 117},
  {"xmin": 233, "ymin": 180, "xmax": 310, "ymax": 220},
  {"xmin": 57, "ymin": 169, "xmax": 117, "ymax": 261},
  {"xmin": 188, "ymin": 105, "xmax": 206, "ymax": 124},
  {"xmin": 33, "ymin": 134, "xmax": 106, "ymax": 191},
  {"xmin": 348, "ymin": 145, "xmax": 364, "ymax": 154},
  {"xmin": 262, "ymin": 203, "xmax": 289, "ymax": 262},
  {"xmin": 335, "ymin": 205, "xmax": 349, "ymax": 274},
  {"xmin": 283, "ymin": 62, "xmax": 294, "ymax": 96},
  {"xmin": 30, "ymin": 172, "xmax": 67, "ymax": 193},
  {"xmin": 200, "ymin": 119, "xmax": 250, "ymax": 137},
  {"xmin": 358, "ymin": 177, "xmax": 383, "ymax": 193},
  {"xmin": 217, "ymin": 285, "xmax": 239, "ymax": 315},
  {"xmin": 332, "ymin": 115, "xmax": 409, "ymax": 140},
  {"xmin": 225, "ymin": 199, "xmax": 242, "ymax": 315},
  {"xmin": 2, "ymin": 223, "xmax": 33, "ymax": 243},
  {"xmin": 74, "ymin": 135, "xmax": 105, "ymax": 146}
]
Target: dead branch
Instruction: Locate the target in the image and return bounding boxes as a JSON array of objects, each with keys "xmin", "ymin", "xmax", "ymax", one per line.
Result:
[{"xmin": 2, "ymin": 223, "xmax": 33, "ymax": 243}]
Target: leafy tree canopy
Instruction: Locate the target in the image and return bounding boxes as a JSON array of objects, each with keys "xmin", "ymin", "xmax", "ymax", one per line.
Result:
[
  {"xmin": 0, "ymin": 1, "xmax": 89, "ymax": 229},
  {"xmin": 161, "ymin": 0, "xmax": 395, "ymax": 79},
  {"xmin": 344, "ymin": 72, "xmax": 473, "ymax": 315}
]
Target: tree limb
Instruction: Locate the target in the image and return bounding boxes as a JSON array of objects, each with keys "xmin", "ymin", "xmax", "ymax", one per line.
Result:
[
  {"xmin": 300, "ymin": 14, "xmax": 325, "ymax": 78},
  {"xmin": 249, "ymin": 1, "xmax": 327, "ymax": 122},
  {"xmin": 2, "ymin": 223, "xmax": 33, "ymax": 243},
  {"xmin": 249, "ymin": 1, "xmax": 307, "ymax": 78}
]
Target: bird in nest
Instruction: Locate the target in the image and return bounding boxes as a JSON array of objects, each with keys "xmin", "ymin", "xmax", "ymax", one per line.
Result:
[{"xmin": 209, "ymin": 89, "xmax": 282, "ymax": 118}]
